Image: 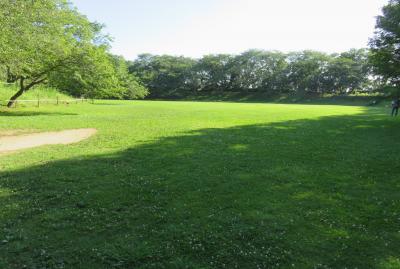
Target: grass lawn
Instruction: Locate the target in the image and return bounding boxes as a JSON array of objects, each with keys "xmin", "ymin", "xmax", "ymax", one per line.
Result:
[{"xmin": 0, "ymin": 100, "xmax": 399, "ymax": 268}]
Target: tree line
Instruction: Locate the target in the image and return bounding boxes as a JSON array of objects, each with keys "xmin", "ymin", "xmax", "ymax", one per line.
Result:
[
  {"xmin": 1, "ymin": 0, "xmax": 400, "ymax": 106},
  {"xmin": 127, "ymin": 0, "xmax": 400, "ymax": 100},
  {"xmin": 128, "ymin": 49, "xmax": 373, "ymax": 99}
]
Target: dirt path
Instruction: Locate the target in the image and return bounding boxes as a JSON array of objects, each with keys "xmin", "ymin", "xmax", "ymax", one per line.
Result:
[{"xmin": 0, "ymin": 128, "xmax": 97, "ymax": 154}]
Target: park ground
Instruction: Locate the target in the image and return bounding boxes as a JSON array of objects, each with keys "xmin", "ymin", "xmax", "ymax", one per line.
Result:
[{"xmin": 0, "ymin": 100, "xmax": 399, "ymax": 268}]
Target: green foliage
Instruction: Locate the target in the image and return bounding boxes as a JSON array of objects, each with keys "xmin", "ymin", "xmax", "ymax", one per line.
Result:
[
  {"xmin": 369, "ymin": 0, "xmax": 400, "ymax": 93},
  {"xmin": 327, "ymin": 50, "xmax": 371, "ymax": 93},
  {"xmin": 48, "ymin": 48, "xmax": 148, "ymax": 99},
  {"xmin": 0, "ymin": 0, "xmax": 148, "ymax": 104},
  {"xmin": 130, "ymin": 49, "xmax": 372, "ymax": 99},
  {"xmin": 58, "ymin": 51, "xmax": 141, "ymax": 100},
  {"xmin": 0, "ymin": 101, "xmax": 399, "ymax": 268},
  {"xmin": 130, "ymin": 54, "xmax": 195, "ymax": 98},
  {"xmin": 233, "ymin": 50, "xmax": 288, "ymax": 93},
  {"xmin": 47, "ymin": 46, "xmax": 114, "ymax": 98},
  {"xmin": 0, "ymin": 0, "xmax": 101, "ymax": 105},
  {"xmin": 108, "ymin": 55, "xmax": 149, "ymax": 99},
  {"xmin": 285, "ymin": 50, "xmax": 331, "ymax": 93},
  {"xmin": 193, "ymin": 54, "xmax": 234, "ymax": 92},
  {"xmin": 0, "ymin": 0, "xmax": 97, "ymax": 79}
]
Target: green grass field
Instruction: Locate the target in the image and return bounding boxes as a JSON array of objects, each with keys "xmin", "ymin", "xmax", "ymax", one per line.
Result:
[{"xmin": 0, "ymin": 100, "xmax": 399, "ymax": 268}]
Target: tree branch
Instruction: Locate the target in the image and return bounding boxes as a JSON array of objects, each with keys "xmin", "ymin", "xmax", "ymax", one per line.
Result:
[{"xmin": 25, "ymin": 77, "xmax": 47, "ymax": 91}]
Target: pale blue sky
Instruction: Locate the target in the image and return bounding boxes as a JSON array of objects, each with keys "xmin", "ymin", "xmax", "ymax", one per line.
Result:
[{"xmin": 72, "ymin": 0, "xmax": 389, "ymax": 60}]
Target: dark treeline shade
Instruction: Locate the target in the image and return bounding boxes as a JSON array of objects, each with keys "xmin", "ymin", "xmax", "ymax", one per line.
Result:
[{"xmin": 128, "ymin": 49, "xmax": 373, "ymax": 99}]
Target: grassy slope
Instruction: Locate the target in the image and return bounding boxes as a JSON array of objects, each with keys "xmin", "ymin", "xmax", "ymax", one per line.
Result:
[
  {"xmin": 173, "ymin": 91, "xmax": 389, "ymax": 107},
  {"xmin": 0, "ymin": 84, "xmax": 73, "ymax": 106},
  {"xmin": 0, "ymin": 100, "xmax": 399, "ymax": 268}
]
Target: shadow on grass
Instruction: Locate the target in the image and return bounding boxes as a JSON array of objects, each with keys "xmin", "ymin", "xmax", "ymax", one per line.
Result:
[
  {"xmin": 0, "ymin": 111, "xmax": 399, "ymax": 268},
  {"xmin": 0, "ymin": 111, "xmax": 78, "ymax": 117}
]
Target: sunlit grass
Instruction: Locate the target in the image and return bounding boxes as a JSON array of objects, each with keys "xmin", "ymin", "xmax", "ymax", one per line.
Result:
[{"xmin": 0, "ymin": 100, "xmax": 399, "ymax": 268}]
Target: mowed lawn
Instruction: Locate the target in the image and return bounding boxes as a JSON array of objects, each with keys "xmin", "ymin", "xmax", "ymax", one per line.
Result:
[{"xmin": 0, "ymin": 100, "xmax": 399, "ymax": 269}]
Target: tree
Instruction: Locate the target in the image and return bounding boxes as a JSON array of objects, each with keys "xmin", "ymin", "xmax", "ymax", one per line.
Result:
[
  {"xmin": 108, "ymin": 54, "xmax": 148, "ymax": 99},
  {"xmin": 49, "ymin": 49, "xmax": 148, "ymax": 99},
  {"xmin": 129, "ymin": 49, "xmax": 373, "ymax": 99},
  {"xmin": 0, "ymin": 0, "xmax": 107, "ymax": 107},
  {"xmin": 284, "ymin": 51, "xmax": 331, "ymax": 94},
  {"xmin": 369, "ymin": 0, "xmax": 400, "ymax": 94},
  {"xmin": 326, "ymin": 49, "xmax": 371, "ymax": 94},
  {"xmin": 192, "ymin": 54, "xmax": 234, "ymax": 92},
  {"xmin": 130, "ymin": 54, "xmax": 195, "ymax": 98},
  {"xmin": 230, "ymin": 50, "xmax": 288, "ymax": 93},
  {"xmin": 48, "ymin": 46, "xmax": 118, "ymax": 98}
]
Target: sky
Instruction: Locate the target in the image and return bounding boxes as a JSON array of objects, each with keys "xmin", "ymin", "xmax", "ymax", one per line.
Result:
[{"xmin": 71, "ymin": 0, "xmax": 389, "ymax": 60}]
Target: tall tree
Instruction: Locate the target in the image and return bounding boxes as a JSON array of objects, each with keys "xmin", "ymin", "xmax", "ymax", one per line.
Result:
[
  {"xmin": 285, "ymin": 51, "xmax": 331, "ymax": 94},
  {"xmin": 230, "ymin": 50, "xmax": 288, "ymax": 93},
  {"xmin": 49, "ymin": 49, "xmax": 148, "ymax": 99},
  {"xmin": 192, "ymin": 54, "xmax": 234, "ymax": 92},
  {"xmin": 326, "ymin": 49, "xmax": 371, "ymax": 94},
  {"xmin": 369, "ymin": 0, "xmax": 400, "ymax": 94},
  {"xmin": 130, "ymin": 54, "xmax": 195, "ymax": 98},
  {"xmin": 108, "ymin": 54, "xmax": 149, "ymax": 99},
  {"xmin": 0, "ymin": 0, "xmax": 106, "ymax": 107}
]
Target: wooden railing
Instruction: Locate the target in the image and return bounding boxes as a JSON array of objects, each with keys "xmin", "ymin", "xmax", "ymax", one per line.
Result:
[{"xmin": 2, "ymin": 98, "xmax": 92, "ymax": 108}]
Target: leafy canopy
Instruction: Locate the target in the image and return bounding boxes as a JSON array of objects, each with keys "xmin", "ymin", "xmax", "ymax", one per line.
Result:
[
  {"xmin": 0, "ymin": 0, "xmax": 97, "ymax": 79},
  {"xmin": 369, "ymin": 0, "xmax": 400, "ymax": 92},
  {"xmin": 0, "ymin": 0, "xmax": 148, "ymax": 105}
]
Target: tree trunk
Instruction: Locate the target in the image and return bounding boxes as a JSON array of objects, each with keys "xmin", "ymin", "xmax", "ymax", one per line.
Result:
[
  {"xmin": 6, "ymin": 66, "xmax": 17, "ymax": 83},
  {"xmin": 7, "ymin": 88, "xmax": 25, "ymax": 108},
  {"xmin": 6, "ymin": 77, "xmax": 46, "ymax": 108},
  {"xmin": 7, "ymin": 78, "xmax": 25, "ymax": 108}
]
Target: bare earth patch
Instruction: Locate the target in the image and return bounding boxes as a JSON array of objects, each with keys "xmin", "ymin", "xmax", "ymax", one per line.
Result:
[{"xmin": 0, "ymin": 128, "xmax": 97, "ymax": 154}]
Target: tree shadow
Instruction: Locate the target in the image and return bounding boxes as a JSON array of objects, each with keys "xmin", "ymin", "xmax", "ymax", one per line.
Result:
[{"xmin": 0, "ymin": 112, "xmax": 399, "ymax": 268}]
